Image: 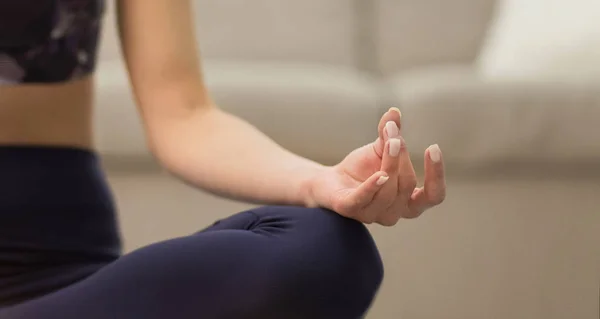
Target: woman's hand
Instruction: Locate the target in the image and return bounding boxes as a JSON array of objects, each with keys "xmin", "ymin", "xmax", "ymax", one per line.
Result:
[{"xmin": 307, "ymin": 108, "xmax": 446, "ymax": 226}]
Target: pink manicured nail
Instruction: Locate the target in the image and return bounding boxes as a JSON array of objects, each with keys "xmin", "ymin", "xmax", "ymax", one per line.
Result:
[
  {"xmin": 376, "ymin": 175, "xmax": 389, "ymax": 186},
  {"xmin": 389, "ymin": 138, "xmax": 401, "ymax": 157},
  {"xmin": 428, "ymin": 144, "xmax": 441, "ymax": 163},
  {"xmin": 385, "ymin": 121, "xmax": 399, "ymax": 139}
]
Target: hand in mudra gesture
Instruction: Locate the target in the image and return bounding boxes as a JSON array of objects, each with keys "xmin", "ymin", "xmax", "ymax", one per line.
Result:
[{"xmin": 308, "ymin": 108, "xmax": 446, "ymax": 226}]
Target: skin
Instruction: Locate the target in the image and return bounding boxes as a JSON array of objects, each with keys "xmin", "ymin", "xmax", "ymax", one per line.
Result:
[{"xmin": 0, "ymin": 0, "xmax": 446, "ymax": 226}]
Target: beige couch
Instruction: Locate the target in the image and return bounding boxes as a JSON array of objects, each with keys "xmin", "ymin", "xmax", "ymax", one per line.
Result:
[{"xmin": 96, "ymin": 0, "xmax": 600, "ymax": 318}]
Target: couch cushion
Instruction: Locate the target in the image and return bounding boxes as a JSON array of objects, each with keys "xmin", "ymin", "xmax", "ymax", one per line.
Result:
[
  {"xmin": 373, "ymin": 0, "xmax": 496, "ymax": 75},
  {"xmin": 94, "ymin": 59, "xmax": 380, "ymax": 164},
  {"xmin": 384, "ymin": 65, "xmax": 600, "ymax": 164}
]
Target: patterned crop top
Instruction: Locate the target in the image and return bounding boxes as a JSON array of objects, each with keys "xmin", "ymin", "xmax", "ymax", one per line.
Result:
[{"xmin": 0, "ymin": 0, "xmax": 105, "ymax": 85}]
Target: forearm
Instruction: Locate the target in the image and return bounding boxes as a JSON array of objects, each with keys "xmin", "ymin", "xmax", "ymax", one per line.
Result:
[{"xmin": 149, "ymin": 107, "xmax": 326, "ymax": 206}]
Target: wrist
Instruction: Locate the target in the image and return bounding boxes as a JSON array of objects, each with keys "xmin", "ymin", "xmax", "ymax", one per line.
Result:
[{"xmin": 299, "ymin": 163, "xmax": 330, "ymax": 208}]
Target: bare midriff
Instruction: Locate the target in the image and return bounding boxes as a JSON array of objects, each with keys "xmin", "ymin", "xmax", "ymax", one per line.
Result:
[{"xmin": 0, "ymin": 76, "xmax": 95, "ymax": 149}]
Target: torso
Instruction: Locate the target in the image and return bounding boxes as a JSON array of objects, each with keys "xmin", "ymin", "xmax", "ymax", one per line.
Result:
[
  {"xmin": 0, "ymin": 0, "xmax": 105, "ymax": 150},
  {"xmin": 0, "ymin": 78, "xmax": 94, "ymax": 148}
]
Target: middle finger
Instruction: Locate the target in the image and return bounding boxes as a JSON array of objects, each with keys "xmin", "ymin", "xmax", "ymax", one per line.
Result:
[{"xmin": 396, "ymin": 137, "xmax": 418, "ymax": 200}]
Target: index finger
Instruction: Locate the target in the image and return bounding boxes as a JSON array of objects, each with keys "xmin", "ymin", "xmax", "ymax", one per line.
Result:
[{"xmin": 373, "ymin": 108, "xmax": 402, "ymax": 157}]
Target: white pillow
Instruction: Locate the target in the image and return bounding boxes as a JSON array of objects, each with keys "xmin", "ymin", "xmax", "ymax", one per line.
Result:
[{"xmin": 477, "ymin": 0, "xmax": 600, "ymax": 82}]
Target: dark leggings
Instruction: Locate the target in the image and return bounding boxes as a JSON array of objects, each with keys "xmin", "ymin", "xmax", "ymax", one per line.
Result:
[{"xmin": 0, "ymin": 147, "xmax": 383, "ymax": 319}]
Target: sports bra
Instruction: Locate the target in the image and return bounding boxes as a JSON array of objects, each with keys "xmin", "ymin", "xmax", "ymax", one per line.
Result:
[{"xmin": 0, "ymin": 0, "xmax": 105, "ymax": 85}]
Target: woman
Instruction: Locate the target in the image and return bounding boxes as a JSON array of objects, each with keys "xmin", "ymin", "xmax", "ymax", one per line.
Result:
[{"xmin": 0, "ymin": 1, "xmax": 446, "ymax": 318}]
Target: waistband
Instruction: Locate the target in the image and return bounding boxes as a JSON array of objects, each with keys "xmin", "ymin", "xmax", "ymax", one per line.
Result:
[{"xmin": 0, "ymin": 145, "xmax": 122, "ymax": 250}]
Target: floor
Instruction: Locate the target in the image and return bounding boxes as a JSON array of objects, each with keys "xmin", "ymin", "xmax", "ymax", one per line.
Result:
[{"xmin": 107, "ymin": 170, "xmax": 600, "ymax": 319}]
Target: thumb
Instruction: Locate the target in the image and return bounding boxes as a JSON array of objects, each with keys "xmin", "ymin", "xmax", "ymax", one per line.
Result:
[{"xmin": 341, "ymin": 171, "xmax": 389, "ymax": 214}]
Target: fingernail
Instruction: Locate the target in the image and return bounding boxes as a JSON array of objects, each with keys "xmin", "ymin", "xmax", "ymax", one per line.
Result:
[
  {"xmin": 428, "ymin": 144, "xmax": 441, "ymax": 163},
  {"xmin": 376, "ymin": 175, "xmax": 389, "ymax": 186},
  {"xmin": 389, "ymin": 138, "xmax": 401, "ymax": 157},
  {"xmin": 385, "ymin": 121, "xmax": 399, "ymax": 138},
  {"xmin": 388, "ymin": 107, "xmax": 402, "ymax": 117}
]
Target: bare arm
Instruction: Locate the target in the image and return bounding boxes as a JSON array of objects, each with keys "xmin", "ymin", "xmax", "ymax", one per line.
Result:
[{"xmin": 115, "ymin": 0, "xmax": 325, "ymax": 206}]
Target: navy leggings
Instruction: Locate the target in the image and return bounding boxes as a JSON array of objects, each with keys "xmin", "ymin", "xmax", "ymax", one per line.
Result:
[{"xmin": 0, "ymin": 147, "xmax": 384, "ymax": 319}]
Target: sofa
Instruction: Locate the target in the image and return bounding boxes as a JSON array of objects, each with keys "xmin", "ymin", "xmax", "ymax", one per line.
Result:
[{"xmin": 95, "ymin": 0, "xmax": 600, "ymax": 318}]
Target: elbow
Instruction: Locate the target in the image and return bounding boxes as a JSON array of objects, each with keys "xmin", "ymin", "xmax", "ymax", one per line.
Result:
[
  {"xmin": 146, "ymin": 138, "xmax": 169, "ymax": 168},
  {"xmin": 142, "ymin": 114, "xmax": 209, "ymax": 188},
  {"xmin": 145, "ymin": 131, "xmax": 189, "ymax": 177},
  {"xmin": 138, "ymin": 100, "xmax": 223, "ymax": 193},
  {"xmin": 141, "ymin": 113, "xmax": 186, "ymax": 176},
  {"xmin": 138, "ymin": 93, "xmax": 216, "ymax": 168}
]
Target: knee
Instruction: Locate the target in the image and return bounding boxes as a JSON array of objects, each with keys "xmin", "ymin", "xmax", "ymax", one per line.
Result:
[
  {"xmin": 251, "ymin": 205, "xmax": 382, "ymax": 259},
  {"xmin": 250, "ymin": 206, "xmax": 384, "ymax": 318}
]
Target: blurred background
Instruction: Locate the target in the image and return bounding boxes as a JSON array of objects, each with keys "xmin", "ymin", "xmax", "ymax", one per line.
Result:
[{"xmin": 95, "ymin": 0, "xmax": 600, "ymax": 318}]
